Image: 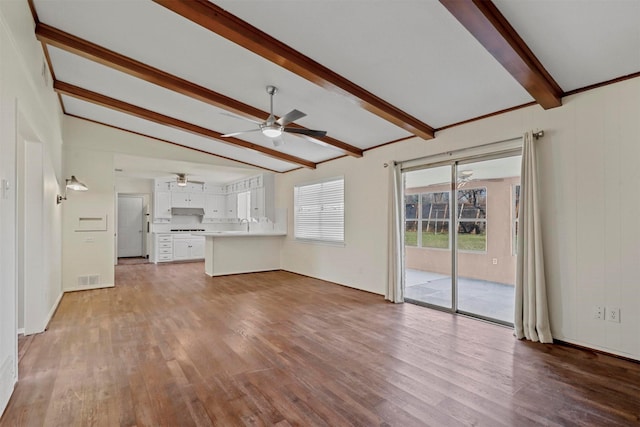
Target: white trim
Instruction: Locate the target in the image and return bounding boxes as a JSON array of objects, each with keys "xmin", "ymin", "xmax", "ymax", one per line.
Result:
[
  {"xmin": 63, "ymin": 283, "xmax": 115, "ymax": 293},
  {"xmin": 293, "ymin": 238, "xmax": 346, "ymax": 248},
  {"xmin": 0, "ymin": 355, "xmax": 16, "ymax": 417},
  {"xmin": 401, "ymin": 138, "xmax": 523, "ymax": 171},
  {"xmin": 207, "ymin": 268, "xmax": 280, "ymax": 277},
  {"xmin": 557, "ymin": 337, "xmax": 639, "ymax": 362},
  {"xmin": 16, "ymin": 329, "xmax": 24, "ymax": 336},
  {"xmin": 293, "ymin": 175, "xmax": 345, "ymax": 188},
  {"xmin": 44, "ymin": 291, "xmax": 64, "ymax": 331}
]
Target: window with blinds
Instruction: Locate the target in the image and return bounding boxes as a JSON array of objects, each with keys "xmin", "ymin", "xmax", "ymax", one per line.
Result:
[{"xmin": 294, "ymin": 177, "xmax": 344, "ymax": 244}]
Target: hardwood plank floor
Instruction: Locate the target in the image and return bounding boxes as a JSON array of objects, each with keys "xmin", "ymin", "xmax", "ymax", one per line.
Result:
[{"xmin": 2, "ymin": 262, "xmax": 639, "ymax": 426}]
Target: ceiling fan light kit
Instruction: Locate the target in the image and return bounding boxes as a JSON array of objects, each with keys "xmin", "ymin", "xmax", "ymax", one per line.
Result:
[
  {"xmin": 261, "ymin": 124, "xmax": 283, "ymax": 138},
  {"xmin": 222, "ymin": 85, "xmax": 327, "ymax": 147},
  {"xmin": 172, "ymin": 173, "xmax": 204, "ymax": 187}
]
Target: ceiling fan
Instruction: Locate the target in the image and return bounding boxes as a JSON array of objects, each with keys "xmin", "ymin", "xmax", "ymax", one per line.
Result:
[
  {"xmin": 167, "ymin": 173, "xmax": 204, "ymax": 187},
  {"xmin": 221, "ymin": 85, "xmax": 327, "ymax": 147}
]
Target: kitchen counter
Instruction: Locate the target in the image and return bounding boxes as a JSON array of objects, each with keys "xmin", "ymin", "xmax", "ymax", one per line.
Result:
[
  {"xmin": 192, "ymin": 231, "xmax": 286, "ymax": 237},
  {"xmin": 194, "ymin": 231, "xmax": 286, "ymax": 276}
]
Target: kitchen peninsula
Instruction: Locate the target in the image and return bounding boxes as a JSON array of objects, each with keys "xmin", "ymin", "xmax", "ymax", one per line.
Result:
[{"xmin": 193, "ymin": 230, "xmax": 286, "ymax": 276}]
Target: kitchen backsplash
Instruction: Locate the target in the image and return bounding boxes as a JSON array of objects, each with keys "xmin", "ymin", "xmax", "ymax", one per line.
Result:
[{"xmin": 151, "ymin": 208, "xmax": 287, "ymax": 234}]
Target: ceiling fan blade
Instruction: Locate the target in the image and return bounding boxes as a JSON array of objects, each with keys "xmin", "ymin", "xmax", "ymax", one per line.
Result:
[
  {"xmin": 283, "ymin": 127, "xmax": 327, "ymax": 138},
  {"xmin": 219, "ymin": 111, "xmax": 263, "ymax": 125},
  {"xmin": 221, "ymin": 128, "xmax": 262, "ymax": 137},
  {"xmin": 276, "ymin": 109, "xmax": 306, "ymax": 126}
]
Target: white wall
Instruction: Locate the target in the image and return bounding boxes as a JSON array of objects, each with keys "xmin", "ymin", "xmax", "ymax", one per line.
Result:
[
  {"xmin": 276, "ymin": 77, "xmax": 640, "ymax": 361},
  {"xmin": 61, "ymin": 116, "xmax": 262, "ymax": 288},
  {"xmin": 1, "ymin": 3, "xmax": 64, "ymax": 315},
  {"xmin": 0, "ymin": 0, "xmax": 65, "ymax": 413},
  {"xmin": 62, "ymin": 147, "xmax": 117, "ymax": 290}
]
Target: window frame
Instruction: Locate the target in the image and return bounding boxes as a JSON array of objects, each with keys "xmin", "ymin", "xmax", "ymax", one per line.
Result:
[
  {"xmin": 420, "ymin": 191, "xmax": 451, "ymax": 250},
  {"xmin": 456, "ymin": 186, "xmax": 488, "ymax": 253},
  {"xmin": 294, "ymin": 176, "xmax": 345, "ymax": 246}
]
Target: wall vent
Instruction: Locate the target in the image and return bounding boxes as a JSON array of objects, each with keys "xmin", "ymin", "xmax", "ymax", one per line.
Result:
[{"xmin": 77, "ymin": 275, "xmax": 100, "ymax": 287}]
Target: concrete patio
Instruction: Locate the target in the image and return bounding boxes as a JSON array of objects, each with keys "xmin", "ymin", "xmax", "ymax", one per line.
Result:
[{"xmin": 405, "ymin": 269, "xmax": 515, "ymax": 324}]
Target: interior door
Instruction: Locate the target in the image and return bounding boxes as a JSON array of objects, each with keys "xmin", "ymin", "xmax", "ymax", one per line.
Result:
[{"xmin": 117, "ymin": 196, "xmax": 144, "ymax": 257}]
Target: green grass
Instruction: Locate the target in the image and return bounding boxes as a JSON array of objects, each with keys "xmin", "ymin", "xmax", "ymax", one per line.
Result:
[{"xmin": 405, "ymin": 232, "xmax": 486, "ymax": 251}]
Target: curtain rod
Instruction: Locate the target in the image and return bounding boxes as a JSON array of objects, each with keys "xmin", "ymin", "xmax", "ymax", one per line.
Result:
[{"xmin": 384, "ymin": 130, "xmax": 544, "ymax": 168}]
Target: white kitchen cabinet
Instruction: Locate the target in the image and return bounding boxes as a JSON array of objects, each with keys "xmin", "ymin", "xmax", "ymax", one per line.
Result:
[
  {"xmin": 189, "ymin": 192, "xmax": 205, "ymax": 208},
  {"xmin": 171, "ymin": 192, "xmax": 189, "ymax": 208},
  {"xmin": 152, "ymin": 233, "xmax": 173, "ymax": 262},
  {"xmin": 155, "ymin": 181, "xmax": 171, "ymax": 191},
  {"xmin": 204, "ymin": 194, "xmax": 226, "ymax": 219},
  {"xmin": 171, "ymin": 192, "xmax": 205, "ymax": 208},
  {"xmin": 190, "ymin": 238, "xmax": 205, "ymax": 258},
  {"xmin": 170, "ymin": 182, "xmax": 204, "ymax": 193},
  {"xmin": 250, "ymin": 187, "xmax": 265, "ymax": 219},
  {"xmin": 203, "ymin": 184, "xmax": 224, "ymax": 194},
  {"xmin": 173, "ymin": 235, "xmax": 205, "ymax": 261},
  {"xmin": 173, "ymin": 239, "xmax": 190, "ymax": 260},
  {"xmin": 153, "ymin": 191, "xmax": 172, "ymax": 222},
  {"xmin": 225, "ymin": 192, "xmax": 237, "ymax": 218}
]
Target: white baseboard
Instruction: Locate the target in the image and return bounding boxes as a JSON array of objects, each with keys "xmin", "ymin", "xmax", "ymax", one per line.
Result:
[
  {"xmin": 63, "ymin": 283, "xmax": 114, "ymax": 293},
  {"xmin": 555, "ymin": 336, "xmax": 639, "ymax": 362},
  {"xmin": 0, "ymin": 355, "xmax": 17, "ymax": 419},
  {"xmin": 44, "ymin": 291, "xmax": 64, "ymax": 331},
  {"xmin": 16, "ymin": 328, "xmax": 24, "ymax": 336}
]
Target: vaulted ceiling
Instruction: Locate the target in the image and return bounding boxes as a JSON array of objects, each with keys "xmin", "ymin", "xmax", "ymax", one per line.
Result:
[{"xmin": 31, "ymin": 0, "xmax": 640, "ymax": 173}]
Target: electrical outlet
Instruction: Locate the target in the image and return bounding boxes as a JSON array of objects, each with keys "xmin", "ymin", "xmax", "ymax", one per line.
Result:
[
  {"xmin": 607, "ymin": 307, "xmax": 621, "ymax": 323},
  {"xmin": 492, "ymin": 258, "xmax": 498, "ymax": 265},
  {"xmin": 593, "ymin": 305, "xmax": 604, "ymax": 320}
]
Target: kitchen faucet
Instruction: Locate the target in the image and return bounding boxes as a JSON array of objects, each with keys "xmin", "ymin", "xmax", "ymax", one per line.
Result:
[{"xmin": 240, "ymin": 218, "xmax": 250, "ymax": 232}]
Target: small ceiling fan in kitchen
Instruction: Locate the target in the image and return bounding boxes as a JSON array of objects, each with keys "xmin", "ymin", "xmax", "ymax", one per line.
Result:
[
  {"xmin": 221, "ymin": 85, "xmax": 327, "ymax": 147},
  {"xmin": 167, "ymin": 173, "xmax": 204, "ymax": 187}
]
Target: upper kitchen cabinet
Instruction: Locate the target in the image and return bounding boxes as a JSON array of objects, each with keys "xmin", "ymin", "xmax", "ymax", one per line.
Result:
[
  {"xmin": 152, "ymin": 173, "xmax": 275, "ymax": 223},
  {"xmin": 153, "ymin": 191, "xmax": 172, "ymax": 222},
  {"xmin": 169, "ymin": 182, "xmax": 205, "ymax": 193},
  {"xmin": 203, "ymin": 194, "xmax": 226, "ymax": 221},
  {"xmin": 171, "ymin": 192, "xmax": 205, "ymax": 209}
]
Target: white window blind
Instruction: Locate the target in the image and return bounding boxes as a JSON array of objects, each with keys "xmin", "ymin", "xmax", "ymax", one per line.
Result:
[{"xmin": 294, "ymin": 177, "xmax": 344, "ymax": 244}]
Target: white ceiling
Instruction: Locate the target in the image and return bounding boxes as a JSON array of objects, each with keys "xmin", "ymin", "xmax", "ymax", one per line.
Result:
[
  {"xmin": 113, "ymin": 153, "xmax": 257, "ymax": 183},
  {"xmin": 494, "ymin": 0, "xmax": 640, "ymax": 91},
  {"xmin": 32, "ymin": 0, "xmax": 640, "ymax": 175}
]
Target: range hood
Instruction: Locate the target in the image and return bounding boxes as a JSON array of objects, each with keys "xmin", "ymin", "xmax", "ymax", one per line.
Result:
[{"xmin": 171, "ymin": 207, "xmax": 205, "ymax": 216}]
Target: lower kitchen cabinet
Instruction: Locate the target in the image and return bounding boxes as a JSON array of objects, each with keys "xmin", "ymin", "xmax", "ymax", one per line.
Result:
[
  {"xmin": 153, "ymin": 233, "xmax": 205, "ymax": 263},
  {"xmin": 172, "ymin": 235, "xmax": 205, "ymax": 261},
  {"xmin": 152, "ymin": 233, "xmax": 174, "ymax": 262}
]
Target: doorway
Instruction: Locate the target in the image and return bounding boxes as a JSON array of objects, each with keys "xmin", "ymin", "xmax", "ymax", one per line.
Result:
[
  {"xmin": 403, "ymin": 154, "xmax": 521, "ymax": 325},
  {"xmin": 117, "ymin": 195, "xmax": 145, "ymax": 260}
]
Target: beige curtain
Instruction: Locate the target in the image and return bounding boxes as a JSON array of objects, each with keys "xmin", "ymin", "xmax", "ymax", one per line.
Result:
[
  {"xmin": 515, "ymin": 131, "xmax": 553, "ymax": 343},
  {"xmin": 386, "ymin": 161, "xmax": 404, "ymax": 303}
]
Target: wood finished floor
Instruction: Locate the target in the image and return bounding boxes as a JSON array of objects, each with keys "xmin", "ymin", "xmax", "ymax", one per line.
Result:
[{"xmin": 2, "ymin": 262, "xmax": 639, "ymax": 426}]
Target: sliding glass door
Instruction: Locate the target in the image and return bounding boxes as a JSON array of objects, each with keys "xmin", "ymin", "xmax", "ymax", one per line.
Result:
[
  {"xmin": 404, "ymin": 165, "xmax": 453, "ymax": 309},
  {"xmin": 403, "ymin": 154, "xmax": 521, "ymax": 325}
]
